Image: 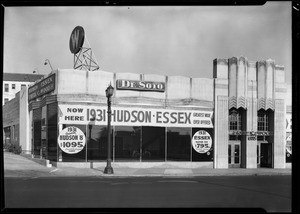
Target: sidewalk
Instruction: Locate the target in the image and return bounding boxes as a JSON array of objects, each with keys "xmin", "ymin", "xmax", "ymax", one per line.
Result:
[{"xmin": 4, "ymin": 152, "xmax": 292, "ymax": 178}]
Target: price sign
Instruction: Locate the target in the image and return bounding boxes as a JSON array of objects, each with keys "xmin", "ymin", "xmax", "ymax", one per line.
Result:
[
  {"xmin": 58, "ymin": 126, "xmax": 86, "ymax": 154},
  {"xmin": 192, "ymin": 130, "xmax": 212, "ymax": 153}
]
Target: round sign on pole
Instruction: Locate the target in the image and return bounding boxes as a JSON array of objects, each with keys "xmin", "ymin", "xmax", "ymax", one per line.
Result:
[
  {"xmin": 58, "ymin": 126, "xmax": 86, "ymax": 154},
  {"xmin": 192, "ymin": 130, "xmax": 212, "ymax": 154},
  {"xmin": 69, "ymin": 26, "xmax": 85, "ymax": 54}
]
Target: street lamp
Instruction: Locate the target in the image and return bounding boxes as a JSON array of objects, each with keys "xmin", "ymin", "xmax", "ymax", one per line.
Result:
[
  {"xmin": 104, "ymin": 83, "xmax": 114, "ymax": 174},
  {"xmin": 44, "ymin": 59, "xmax": 54, "ymax": 71}
]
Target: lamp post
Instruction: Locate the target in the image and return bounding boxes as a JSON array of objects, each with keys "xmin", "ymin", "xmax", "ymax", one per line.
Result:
[
  {"xmin": 104, "ymin": 83, "xmax": 114, "ymax": 174},
  {"xmin": 44, "ymin": 59, "xmax": 54, "ymax": 71}
]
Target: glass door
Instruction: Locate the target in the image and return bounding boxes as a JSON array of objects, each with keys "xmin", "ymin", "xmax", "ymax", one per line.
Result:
[
  {"xmin": 228, "ymin": 141, "xmax": 241, "ymax": 168},
  {"xmin": 259, "ymin": 141, "xmax": 272, "ymax": 168}
]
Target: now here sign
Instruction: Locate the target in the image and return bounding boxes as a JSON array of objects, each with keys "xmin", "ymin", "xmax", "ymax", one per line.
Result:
[{"xmin": 58, "ymin": 104, "xmax": 213, "ymax": 128}]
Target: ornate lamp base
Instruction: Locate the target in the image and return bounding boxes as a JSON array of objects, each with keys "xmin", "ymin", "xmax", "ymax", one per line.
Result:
[{"xmin": 104, "ymin": 160, "xmax": 114, "ymax": 174}]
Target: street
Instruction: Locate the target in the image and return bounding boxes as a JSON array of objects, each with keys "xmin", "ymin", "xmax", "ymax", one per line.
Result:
[{"xmin": 4, "ymin": 175, "xmax": 291, "ymax": 212}]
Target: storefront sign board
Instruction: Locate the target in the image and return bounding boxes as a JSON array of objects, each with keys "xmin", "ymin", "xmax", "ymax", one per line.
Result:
[
  {"xmin": 58, "ymin": 104, "xmax": 213, "ymax": 128},
  {"xmin": 28, "ymin": 74, "xmax": 55, "ymax": 101},
  {"xmin": 58, "ymin": 126, "xmax": 86, "ymax": 154},
  {"xmin": 116, "ymin": 79, "xmax": 165, "ymax": 92}
]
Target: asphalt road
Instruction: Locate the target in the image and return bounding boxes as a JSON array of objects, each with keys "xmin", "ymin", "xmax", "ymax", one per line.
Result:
[{"xmin": 4, "ymin": 175, "xmax": 291, "ymax": 212}]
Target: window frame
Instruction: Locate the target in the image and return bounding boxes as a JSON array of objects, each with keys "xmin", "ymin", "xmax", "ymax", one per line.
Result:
[
  {"xmin": 4, "ymin": 84, "xmax": 9, "ymax": 92},
  {"xmin": 229, "ymin": 109, "xmax": 241, "ymax": 131}
]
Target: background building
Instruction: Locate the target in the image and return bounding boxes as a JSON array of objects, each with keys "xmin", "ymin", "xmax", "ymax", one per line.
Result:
[{"xmin": 3, "ymin": 73, "xmax": 44, "ymax": 105}]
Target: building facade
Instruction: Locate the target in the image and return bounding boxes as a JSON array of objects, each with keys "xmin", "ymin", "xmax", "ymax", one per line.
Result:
[
  {"xmin": 3, "ymin": 73, "xmax": 44, "ymax": 105},
  {"xmin": 2, "ymin": 57, "xmax": 291, "ymax": 169}
]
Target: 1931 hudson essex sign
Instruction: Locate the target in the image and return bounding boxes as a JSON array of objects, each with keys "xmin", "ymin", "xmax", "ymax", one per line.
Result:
[
  {"xmin": 116, "ymin": 79, "xmax": 165, "ymax": 92},
  {"xmin": 28, "ymin": 74, "xmax": 55, "ymax": 101}
]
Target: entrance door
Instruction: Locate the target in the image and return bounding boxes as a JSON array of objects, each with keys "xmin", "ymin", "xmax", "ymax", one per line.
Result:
[
  {"xmin": 259, "ymin": 141, "xmax": 272, "ymax": 168},
  {"xmin": 228, "ymin": 141, "xmax": 241, "ymax": 168},
  {"xmin": 33, "ymin": 121, "xmax": 42, "ymax": 156}
]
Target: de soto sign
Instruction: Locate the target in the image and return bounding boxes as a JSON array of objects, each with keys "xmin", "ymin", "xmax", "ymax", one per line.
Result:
[
  {"xmin": 58, "ymin": 126, "xmax": 86, "ymax": 154},
  {"xmin": 116, "ymin": 79, "xmax": 165, "ymax": 92}
]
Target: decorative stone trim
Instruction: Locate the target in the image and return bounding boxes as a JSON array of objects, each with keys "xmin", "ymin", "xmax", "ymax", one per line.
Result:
[
  {"xmin": 217, "ymin": 58, "xmax": 228, "ymax": 65},
  {"xmin": 215, "ymin": 83, "xmax": 228, "ymax": 89},
  {"xmin": 247, "ymin": 61, "xmax": 256, "ymax": 68},
  {"xmin": 257, "ymin": 98, "xmax": 274, "ymax": 110},
  {"xmin": 275, "ymin": 65, "xmax": 285, "ymax": 70},
  {"xmin": 257, "ymin": 60, "xmax": 266, "ymax": 68},
  {"xmin": 228, "ymin": 96, "xmax": 247, "ymax": 109},
  {"xmin": 229, "ymin": 96, "xmax": 237, "ymax": 109},
  {"xmin": 275, "ymin": 87, "xmax": 287, "ymax": 93},
  {"xmin": 228, "ymin": 57, "xmax": 237, "ymax": 66},
  {"xmin": 237, "ymin": 96, "xmax": 247, "ymax": 109},
  {"xmin": 238, "ymin": 56, "xmax": 247, "ymax": 64}
]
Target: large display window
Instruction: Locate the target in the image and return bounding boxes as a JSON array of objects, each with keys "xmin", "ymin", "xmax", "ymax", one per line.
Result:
[
  {"xmin": 115, "ymin": 126, "xmax": 141, "ymax": 161},
  {"xmin": 141, "ymin": 127, "xmax": 165, "ymax": 161},
  {"xmin": 167, "ymin": 127, "xmax": 191, "ymax": 161},
  {"xmin": 87, "ymin": 125, "xmax": 109, "ymax": 161}
]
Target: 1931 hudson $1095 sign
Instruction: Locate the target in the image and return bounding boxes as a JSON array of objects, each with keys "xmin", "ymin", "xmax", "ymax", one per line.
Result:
[{"xmin": 58, "ymin": 126, "xmax": 86, "ymax": 154}]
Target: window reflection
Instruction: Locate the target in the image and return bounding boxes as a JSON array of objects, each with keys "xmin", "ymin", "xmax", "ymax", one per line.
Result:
[
  {"xmin": 142, "ymin": 127, "xmax": 165, "ymax": 161},
  {"xmin": 87, "ymin": 125, "xmax": 108, "ymax": 161},
  {"xmin": 115, "ymin": 126, "xmax": 141, "ymax": 161},
  {"xmin": 167, "ymin": 127, "xmax": 191, "ymax": 161}
]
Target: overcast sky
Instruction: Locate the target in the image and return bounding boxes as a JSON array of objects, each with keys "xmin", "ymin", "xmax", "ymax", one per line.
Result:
[{"xmin": 4, "ymin": 2, "xmax": 291, "ymax": 83}]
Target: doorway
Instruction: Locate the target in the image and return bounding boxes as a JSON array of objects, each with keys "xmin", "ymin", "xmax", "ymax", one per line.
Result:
[
  {"xmin": 228, "ymin": 141, "xmax": 241, "ymax": 168},
  {"xmin": 258, "ymin": 141, "xmax": 272, "ymax": 168}
]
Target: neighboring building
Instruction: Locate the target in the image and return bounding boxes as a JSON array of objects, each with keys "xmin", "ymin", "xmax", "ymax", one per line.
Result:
[
  {"xmin": 285, "ymin": 84, "xmax": 292, "ymax": 167},
  {"xmin": 2, "ymin": 57, "xmax": 292, "ymax": 169},
  {"xmin": 3, "ymin": 73, "xmax": 44, "ymax": 105},
  {"xmin": 3, "ymin": 92, "xmax": 20, "ymax": 146}
]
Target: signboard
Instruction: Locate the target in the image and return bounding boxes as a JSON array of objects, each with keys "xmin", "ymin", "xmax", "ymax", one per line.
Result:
[
  {"xmin": 192, "ymin": 130, "xmax": 212, "ymax": 153},
  {"xmin": 58, "ymin": 126, "xmax": 86, "ymax": 154},
  {"xmin": 28, "ymin": 74, "xmax": 55, "ymax": 101},
  {"xmin": 58, "ymin": 104, "xmax": 213, "ymax": 128},
  {"xmin": 69, "ymin": 26, "xmax": 85, "ymax": 54},
  {"xmin": 247, "ymin": 136, "xmax": 257, "ymax": 141},
  {"xmin": 116, "ymin": 79, "xmax": 165, "ymax": 92},
  {"xmin": 286, "ymin": 133, "xmax": 292, "ymax": 156},
  {"xmin": 286, "ymin": 114, "xmax": 292, "ymax": 132}
]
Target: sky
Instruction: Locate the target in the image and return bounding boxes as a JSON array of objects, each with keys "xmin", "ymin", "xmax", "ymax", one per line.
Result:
[{"xmin": 4, "ymin": 2, "xmax": 292, "ymax": 84}]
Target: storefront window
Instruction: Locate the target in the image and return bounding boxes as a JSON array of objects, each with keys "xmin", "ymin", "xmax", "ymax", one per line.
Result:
[
  {"xmin": 47, "ymin": 103, "xmax": 57, "ymax": 161},
  {"xmin": 33, "ymin": 108, "xmax": 42, "ymax": 156},
  {"xmin": 115, "ymin": 126, "xmax": 141, "ymax": 161},
  {"xmin": 62, "ymin": 124, "xmax": 87, "ymax": 162},
  {"xmin": 87, "ymin": 125, "xmax": 109, "ymax": 161},
  {"xmin": 167, "ymin": 127, "xmax": 191, "ymax": 161},
  {"xmin": 141, "ymin": 127, "xmax": 165, "ymax": 161}
]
